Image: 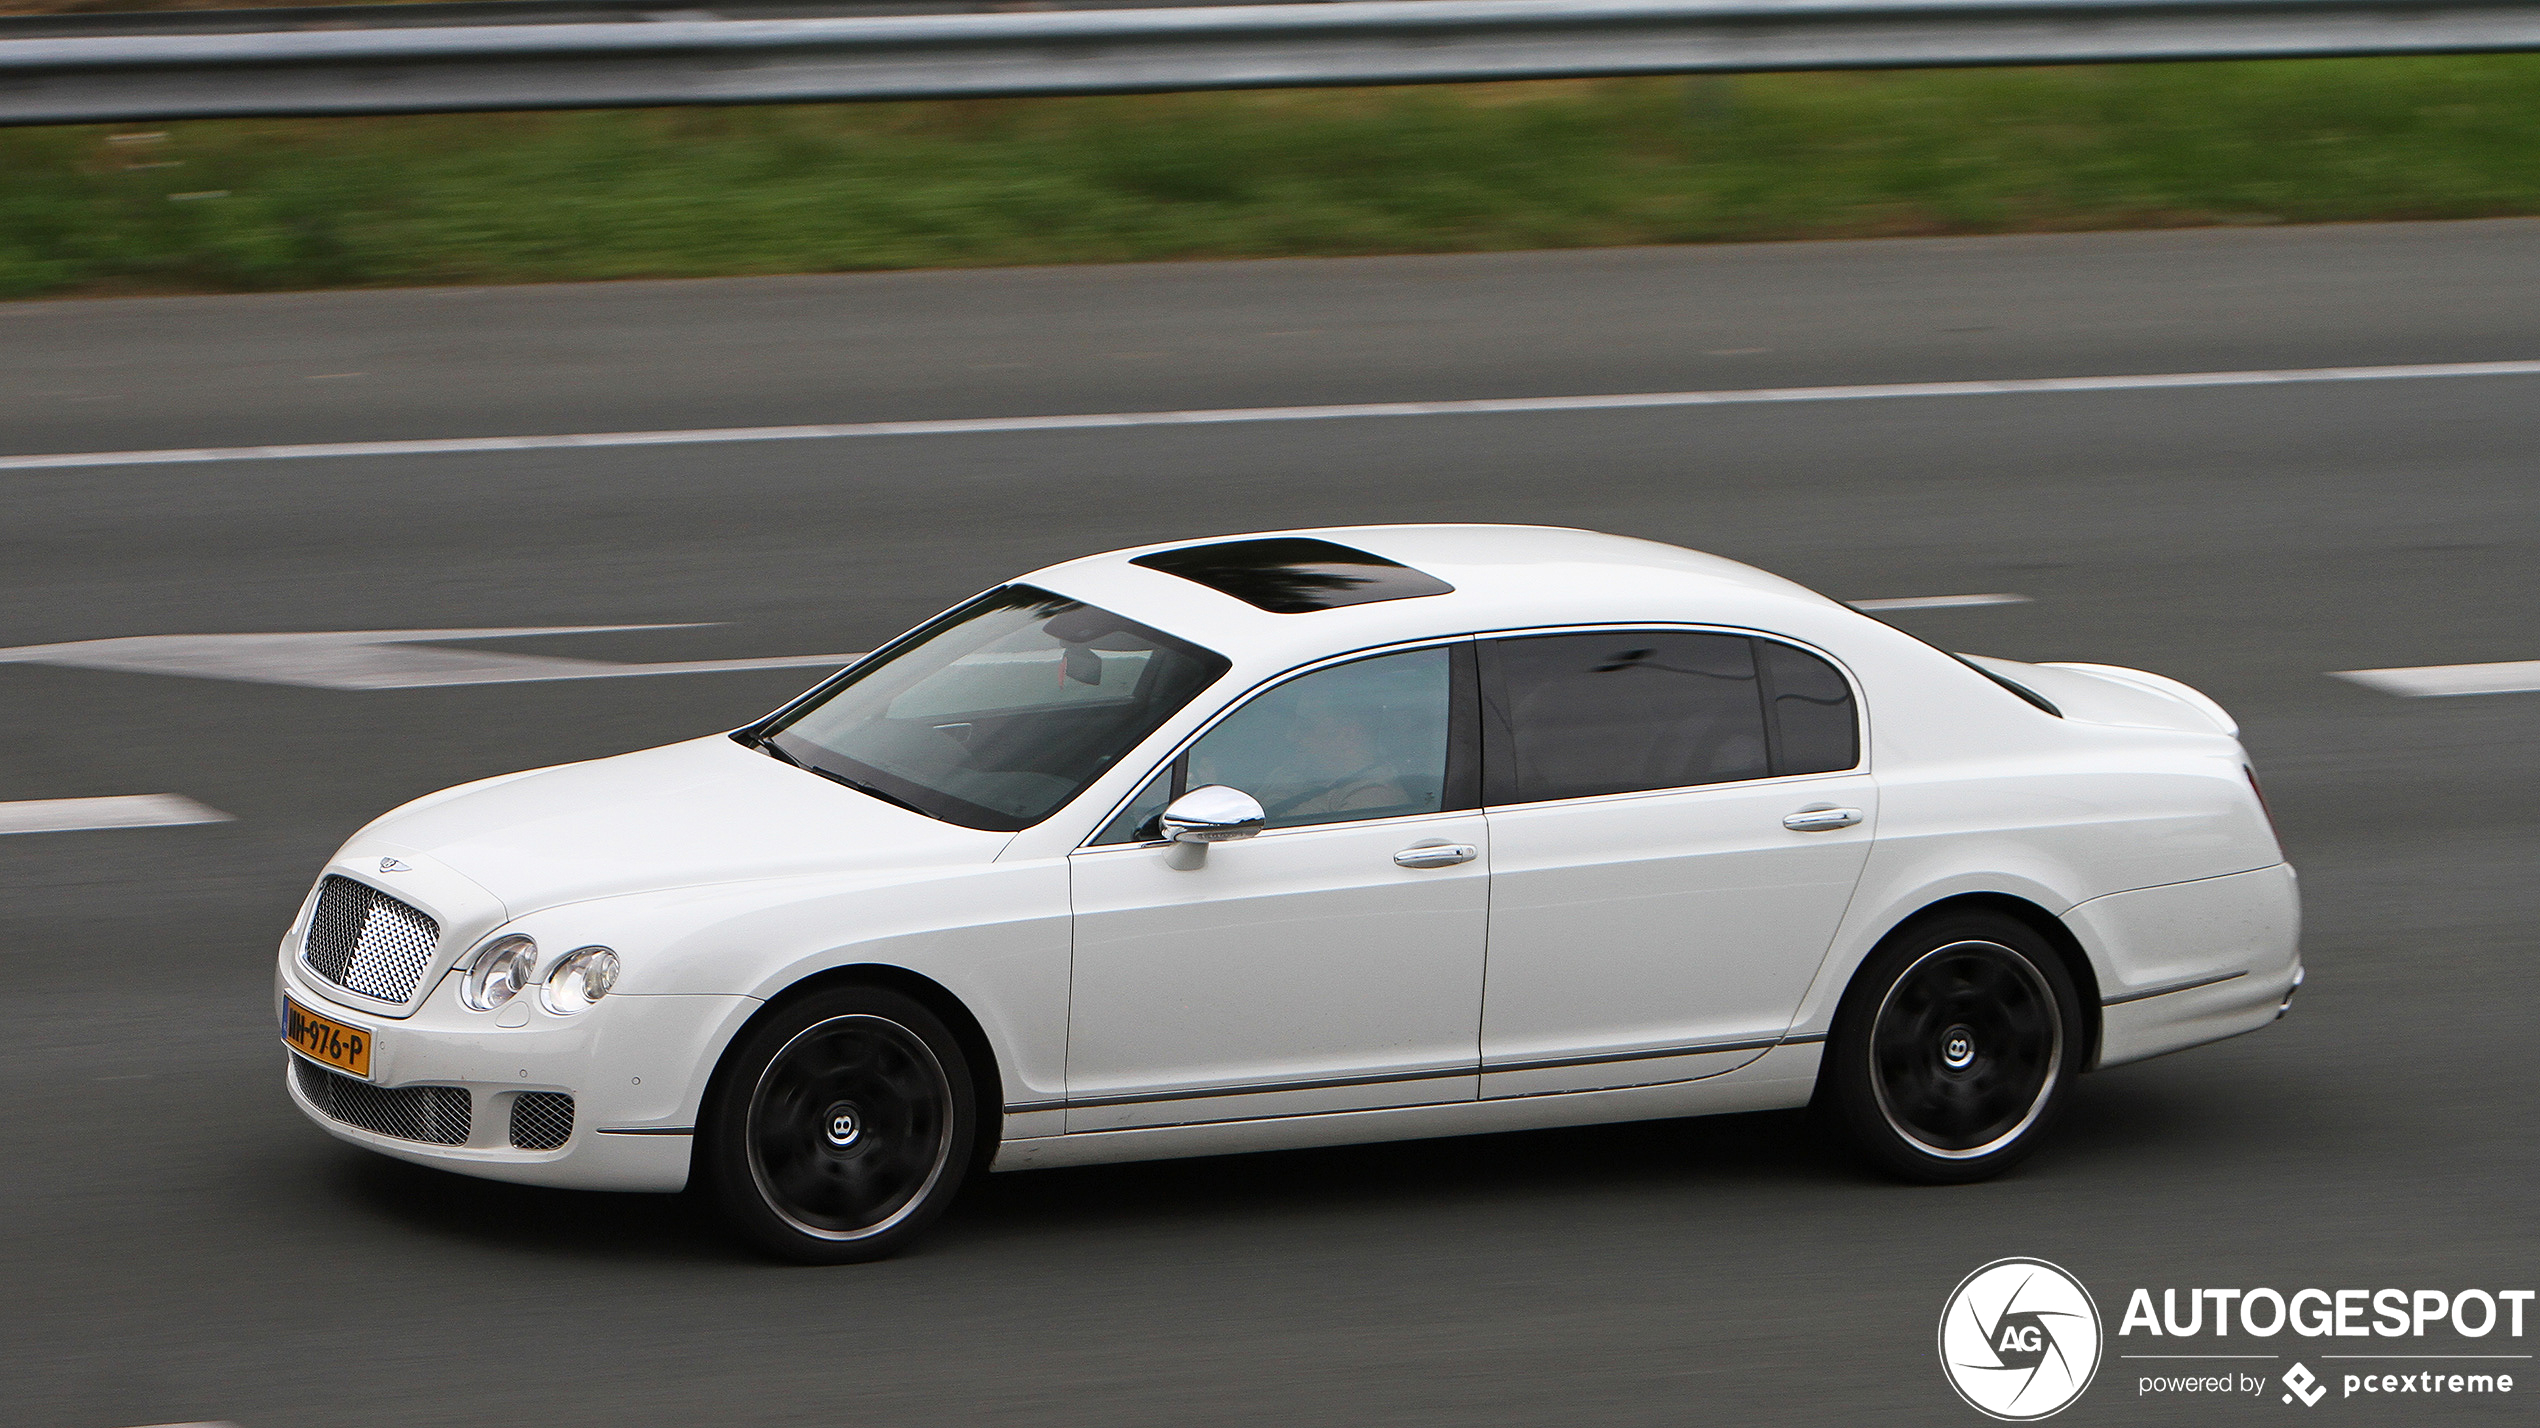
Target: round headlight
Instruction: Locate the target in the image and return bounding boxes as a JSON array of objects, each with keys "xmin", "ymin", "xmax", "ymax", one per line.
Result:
[
  {"xmin": 462, "ymin": 934, "xmax": 538, "ymax": 1012},
  {"xmin": 542, "ymin": 946, "xmax": 620, "ymax": 1015}
]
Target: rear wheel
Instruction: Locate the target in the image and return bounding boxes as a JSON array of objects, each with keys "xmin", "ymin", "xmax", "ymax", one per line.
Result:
[
  {"xmin": 699, "ymin": 987, "xmax": 976, "ymax": 1263},
  {"xmin": 1821, "ymin": 912, "xmax": 2082, "ymax": 1184}
]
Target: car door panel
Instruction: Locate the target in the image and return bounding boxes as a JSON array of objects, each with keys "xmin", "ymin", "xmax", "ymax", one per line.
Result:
[
  {"xmin": 1479, "ymin": 778, "xmax": 1875, "ymax": 1096},
  {"xmin": 1065, "ymin": 814, "xmax": 1488, "ymax": 1130}
]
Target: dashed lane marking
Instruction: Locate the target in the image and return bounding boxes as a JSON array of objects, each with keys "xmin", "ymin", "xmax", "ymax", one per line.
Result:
[
  {"xmin": 0, "ymin": 795, "xmax": 231, "ymax": 835},
  {"xmin": 2333, "ymin": 661, "xmax": 2540, "ymax": 697},
  {"xmin": 1846, "ymin": 593, "xmax": 2030, "ymax": 611},
  {"xmin": 0, "ymin": 626, "xmax": 859, "ymax": 691},
  {"xmin": 4, "ymin": 360, "xmax": 2538, "ymax": 471}
]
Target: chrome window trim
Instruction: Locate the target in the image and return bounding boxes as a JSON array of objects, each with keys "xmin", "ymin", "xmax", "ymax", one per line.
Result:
[
  {"xmin": 1071, "ymin": 805, "xmax": 1484, "ymax": 857},
  {"xmin": 1068, "ymin": 620, "xmax": 1869, "ymax": 849},
  {"xmin": 1474, "ymin": 766, "xmax": 1867, "ymax": 819}
]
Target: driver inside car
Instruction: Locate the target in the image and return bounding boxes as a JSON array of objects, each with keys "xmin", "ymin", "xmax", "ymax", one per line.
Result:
[{"xmin": 1186, "ymin": 647, "xmax": 1449, "ymax": 828}]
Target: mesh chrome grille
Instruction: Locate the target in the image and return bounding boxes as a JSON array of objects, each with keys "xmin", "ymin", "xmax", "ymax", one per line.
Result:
[
  {"xmin": 302, "ymin": 875, "xmax": 441, "ymax": 1004},
  {"xmin": 293, "ymin": 1056, "xmax": 471, "ymax": 1145},
  {"xmin": 509, "ymin": 1092, "xmax": 576, "ymax": 1150}
]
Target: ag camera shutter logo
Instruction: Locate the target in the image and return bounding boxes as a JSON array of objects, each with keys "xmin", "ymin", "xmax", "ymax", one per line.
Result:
[{"xmin": 1940, "ymin": 1258, "xmax": 2104, "ymax": 1420}]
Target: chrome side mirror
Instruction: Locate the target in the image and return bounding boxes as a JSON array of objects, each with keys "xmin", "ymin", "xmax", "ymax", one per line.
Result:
[{"xmin": 1159, "ymin": 785, "xmax": 1266, "ymax": 844}]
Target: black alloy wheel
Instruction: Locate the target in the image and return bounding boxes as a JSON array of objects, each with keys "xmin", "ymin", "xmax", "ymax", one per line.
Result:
[
  {"xmin": 699, "ymin": 987, "xmax": 977, "ymax": 1263},
  {"xmin": 1821, "ymin": 912, "xmax": 2083, "ymax": 1184}
]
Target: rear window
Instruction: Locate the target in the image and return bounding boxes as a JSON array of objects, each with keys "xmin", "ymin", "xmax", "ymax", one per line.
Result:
[{"xmin": 1758, "ymin": 639, "xmax": 1861, "ymax": 774}]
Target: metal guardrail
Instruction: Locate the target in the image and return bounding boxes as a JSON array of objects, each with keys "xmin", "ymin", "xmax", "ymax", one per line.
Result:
[
  {"xmin": 2, "ymin": 0, "xmax": 2537, "ymax": 126},
  {"xmin": 0, "ymin": 0, "xmax": 1285, "ymax": 43}
]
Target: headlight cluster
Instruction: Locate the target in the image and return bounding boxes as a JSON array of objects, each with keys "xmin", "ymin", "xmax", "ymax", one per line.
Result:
[
  {"xmin": 543, "ymin": 946, "xmax": 620, "ymax": 1014},
  {"xmin": 462, "ymin": 936, "xmax": 539, "ymax": 1011},
  {"xmin": 460, "ymin": 936, "xmax": 620, "ymax": 1015}
]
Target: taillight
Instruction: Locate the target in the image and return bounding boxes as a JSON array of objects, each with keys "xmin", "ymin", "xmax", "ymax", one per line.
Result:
[{"xmin": 2244, "ymin": 766, "xmax": 2279, "ymax": 838}]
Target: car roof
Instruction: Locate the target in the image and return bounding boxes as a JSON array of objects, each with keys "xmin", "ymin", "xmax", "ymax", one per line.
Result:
[{"xmin": 1021, "ymin": 525, "xmax": 1856, "ymax": 673}]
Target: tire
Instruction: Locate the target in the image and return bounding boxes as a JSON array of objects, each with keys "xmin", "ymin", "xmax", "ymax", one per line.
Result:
[
  {"xmin": 698, "ymin": 986, "xmax": 977, "ymax": 1264},
  {"xmin": 1819, "ymin": 912, "xmax": 2083, "ymax": 1184}
]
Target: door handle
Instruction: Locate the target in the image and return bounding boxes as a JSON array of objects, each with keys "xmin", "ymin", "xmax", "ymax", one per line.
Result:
[
  {"xmin": 1783, "ymin": 807, "xmax": 1864, "ymax": 832},
  {"xmin": 1394, "ymin": 843, "xmax": 1479, "ymax": 868}
]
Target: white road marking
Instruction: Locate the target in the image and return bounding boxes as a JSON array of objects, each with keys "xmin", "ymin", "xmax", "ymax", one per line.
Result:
[
  {"xmin": 1846, "ymin": 593, "xmax": 2030, "ymax": 611},
  {"xmin": 4, "ymin": 360, "xmax": 2538, "ymax": 472},
  {"xmin": 2333, "ymin": 661, "xmax": 2540, "ymax": 697},
  {"xmin": 0, "ymin": 795, "xmax": 231, "ymax": 835},
  {"xmin": 0, "ymin": 626, "xmax": 860, "ymax": 691}
]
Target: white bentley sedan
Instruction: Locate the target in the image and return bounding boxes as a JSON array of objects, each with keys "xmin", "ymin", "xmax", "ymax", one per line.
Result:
[{"xmin": 279, "ymin": 526, "xmax": 2300, "ymax": 1261}]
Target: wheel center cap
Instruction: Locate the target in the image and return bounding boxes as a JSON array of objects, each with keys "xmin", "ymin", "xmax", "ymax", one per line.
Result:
[
  {"xmin": 823, "ymin": 1102, "xmax": 863, "ymax": 1149},
  {"xmin": 1940, "ymin": 1026, "xmax": 1977, "ymax": 1070}
]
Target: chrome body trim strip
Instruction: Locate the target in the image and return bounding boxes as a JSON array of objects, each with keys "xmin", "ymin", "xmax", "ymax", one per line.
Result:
[
  {"xmin": 2101, "ymin": 969, "xmax": 2248, "ymax": 1006},
  {"xmin": 1060, "ymin": 1062, "xmax": 1478, "ymax": 1110},
  {"xmin": 1004, "ymin": 1031, "xmax": 1803, "ymax": 1114},
  {"xmin": 594, "ymin": 1126, "xmax": 695, "ymax": 1136},
  {"xmin": 1481, "ymin": 1036, "xmax": 1785, "ymax": 1073}
]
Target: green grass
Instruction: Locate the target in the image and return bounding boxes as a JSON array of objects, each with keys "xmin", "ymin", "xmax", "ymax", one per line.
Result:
[{"xmin": 6, "ymin": 57, "xmax": 2540, "ymax": 298}]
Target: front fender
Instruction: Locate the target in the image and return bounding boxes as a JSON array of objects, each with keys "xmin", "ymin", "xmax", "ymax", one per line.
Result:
[{"xmin": 485, "ymin": 858, "xmax": 1073, "ymax": 1115}]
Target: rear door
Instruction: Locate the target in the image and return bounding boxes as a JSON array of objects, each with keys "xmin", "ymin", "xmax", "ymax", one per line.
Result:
[{"xmin": 1476, "ymin": 630, "xmax": 1876, "ymax": 1097}]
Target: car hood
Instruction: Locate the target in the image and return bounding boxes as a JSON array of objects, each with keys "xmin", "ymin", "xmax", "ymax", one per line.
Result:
[{"xmin": 353, "ymin": 734, "xmax": 1013, "ymax": 917}]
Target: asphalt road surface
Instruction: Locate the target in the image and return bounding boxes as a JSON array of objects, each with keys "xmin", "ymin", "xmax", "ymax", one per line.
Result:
[{"xmin": 5, "ymin": 221, "xmax": 2536, "ymax": 1428}]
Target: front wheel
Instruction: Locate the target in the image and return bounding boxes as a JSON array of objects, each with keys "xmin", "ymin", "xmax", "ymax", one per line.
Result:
[
  {"xmin": 1820, "ymin": 913, "xmax": 2083, "ymax": 1184},
  {"xmin": 698, "ymin": 987, "xmax": 977, "ymax": 1263}
]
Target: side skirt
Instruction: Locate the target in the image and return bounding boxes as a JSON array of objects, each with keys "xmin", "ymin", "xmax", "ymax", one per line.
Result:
[{"xmin": 990, "ymin": 1042, "xmax": 1822, "ymax": 1172}]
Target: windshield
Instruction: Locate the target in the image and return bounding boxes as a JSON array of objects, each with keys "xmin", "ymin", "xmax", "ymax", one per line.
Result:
[{"xmin": 761, "ymin": 586, "xmax": 1230, "ymax": 831}]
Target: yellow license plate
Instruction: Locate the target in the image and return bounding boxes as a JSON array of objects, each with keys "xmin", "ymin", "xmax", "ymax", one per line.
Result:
[{"xmin": 284, "ymin": 997, "xmax": 371, "ymax": 1079}]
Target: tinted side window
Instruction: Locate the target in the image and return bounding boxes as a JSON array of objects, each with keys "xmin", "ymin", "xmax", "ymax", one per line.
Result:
[
  {"xmin": 1090, "ymin": 646, "xmax": 1461, "ymax": 844},
  {"xmin": 1757, "ymin": 640, "xmax": 1859, "ymax": 774},
  {"xmin": 1486, "ymin": 632, "xmax": 1768, "ymax": 804}
]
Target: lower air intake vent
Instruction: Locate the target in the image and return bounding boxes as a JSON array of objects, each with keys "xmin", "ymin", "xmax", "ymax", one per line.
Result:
[
  {"xmin": 293, "ymin": 1056, "xmax": 471, "ymax": 1145},
  {"xmin": 509, "ymin": 1092, "xmax": 575, "ymax": 1150}
]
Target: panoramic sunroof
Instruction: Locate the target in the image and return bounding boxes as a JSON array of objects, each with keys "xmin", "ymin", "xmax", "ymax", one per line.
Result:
[{"xmin": 1130, "ymin": 537, "xmax": 1456, "ymax": 614}]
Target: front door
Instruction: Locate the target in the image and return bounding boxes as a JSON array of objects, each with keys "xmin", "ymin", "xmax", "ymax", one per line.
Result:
[
  {"xmin": 1475, "ymin": 629, "xmax": 1876, "ymax": 1097},
  {"xmin": 1065, "ymin": 644, "xmax": 1488, "ymax": 1131}
]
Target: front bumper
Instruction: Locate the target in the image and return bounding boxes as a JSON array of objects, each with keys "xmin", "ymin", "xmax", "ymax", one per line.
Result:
[{"xmin": 277, "ymin": 948, "xmax": 756, "ymax": 1192}]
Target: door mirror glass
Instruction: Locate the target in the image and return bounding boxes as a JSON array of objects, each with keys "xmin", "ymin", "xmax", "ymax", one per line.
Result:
[{"xmin": 1159, "ymin": 785, "xmax": 1267, "ymax": 843}]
